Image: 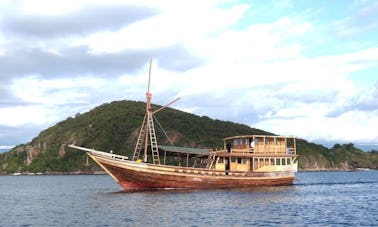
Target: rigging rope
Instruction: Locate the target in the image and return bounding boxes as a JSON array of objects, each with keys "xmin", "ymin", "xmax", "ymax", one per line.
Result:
[{"xmin": 152, "ymin": 114, "xmax": 179, "ymax": 152}]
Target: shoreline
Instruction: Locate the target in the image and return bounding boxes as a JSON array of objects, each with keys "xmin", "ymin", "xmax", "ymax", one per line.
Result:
[
  {"xmin": 0, "ymin": 171, "xmax": 107, "ymax": 176},
  {"xmin": 1, "ymin": 168, "xmax": 376, "ymax": 176}
]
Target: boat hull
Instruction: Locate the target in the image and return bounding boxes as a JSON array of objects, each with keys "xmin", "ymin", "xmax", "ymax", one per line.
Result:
[{"xmin": 88, "ymin": 153, "xmax": 296, "ymax": 190}]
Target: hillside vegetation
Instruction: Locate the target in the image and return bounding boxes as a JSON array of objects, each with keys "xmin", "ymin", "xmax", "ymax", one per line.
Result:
[{"xmin": 1, "ymin": 100, "xmax": 377, "ymax": 174}]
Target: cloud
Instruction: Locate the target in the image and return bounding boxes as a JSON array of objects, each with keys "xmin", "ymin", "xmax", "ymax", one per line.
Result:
[
  {"xmin": 327, "ymin": 82, "xmax": 378, "ymax": 117},
  {"xmin": 0, "ymin": 44, "xmax": 204, "ymax": 79},
  {"xmin": 0, "ymin": 124, "xmax": 42, "ymax": 145},
  {"xmin": 156, "ymin": 44, "xmax": 206, "ymax": 71},
  {"xmin": 0, "ymin": 84, "xmax": 27, "ymax": 107},
  {"xmin": 0, "ymin": 46, "xmax": 145, "ymax": 78},
  {"xmin": 1, "ymin": 4, "xmax": 159, "ymax": 38},
  {"xmin": 333, "ymin": 1, "xmax": 378, "ymax": 38}
]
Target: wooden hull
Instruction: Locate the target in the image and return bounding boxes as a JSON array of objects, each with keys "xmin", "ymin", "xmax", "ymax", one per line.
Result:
[{"xmin": 88, "ymin": 152, "xmax": 296, "ymax": 190}]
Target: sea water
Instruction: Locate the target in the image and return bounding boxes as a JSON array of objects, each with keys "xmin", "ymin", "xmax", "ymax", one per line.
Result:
[{"xmin": 1, "ymin": 171, "xmax": 377, "ymax": 226}]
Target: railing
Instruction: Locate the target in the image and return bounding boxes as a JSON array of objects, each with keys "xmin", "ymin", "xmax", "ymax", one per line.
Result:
[{"xmin": 68, "ymin": 144, "xmax": 129, "ymax": 160}]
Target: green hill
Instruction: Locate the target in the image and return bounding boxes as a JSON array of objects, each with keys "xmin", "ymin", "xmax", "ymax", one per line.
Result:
[{"xmin": 0, "ymin": 100, "xmax": 377, "ymax": 174}]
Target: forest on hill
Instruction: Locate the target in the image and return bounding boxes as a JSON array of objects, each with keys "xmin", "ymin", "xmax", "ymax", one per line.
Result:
[{"xmin": 0, "ymin": 100, "xmax": 377, "ymax": 174}]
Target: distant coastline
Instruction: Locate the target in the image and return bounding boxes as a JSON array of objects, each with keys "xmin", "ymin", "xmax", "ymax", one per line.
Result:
[
  {"xmin": 299, "ymin": 168, "xmax": 376, "ymax": 172},
  {"xmin": 0, "ymin": 148, "xmax": 11, "ymax": 153}
]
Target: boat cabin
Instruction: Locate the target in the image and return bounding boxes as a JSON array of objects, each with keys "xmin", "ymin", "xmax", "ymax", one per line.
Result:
[{"xmin": 213, "ymin": 135, "xmax": 297, "ymax": 172}]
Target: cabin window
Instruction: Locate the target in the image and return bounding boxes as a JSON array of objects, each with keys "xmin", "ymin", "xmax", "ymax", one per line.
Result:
[
  {"xmin": 237, "ymin": 158, "xmax": 242, "ymax": 164},
  {"xmin": 282, "ymin": 158, "xmax": 286, "ymax": 165},
  {"xmin": 218, "ymin": 157, "xmax": 224, "ymax": 163},
  {"xmin": 270, "ymin": 158, "xmax": 275, "ymax": 165},
  {"xmin": 231, "ymin": 157, "xmax": 236, "ymax": 163},
  {"xmin": 259, "ymin": 158, "xmax": 264, "ymax": 167},
  {"xmin": 287, "ymin": 158, "xmax": 291, "ymax": 164},
  {"xmin": 276, "ymin": 158, "xmax": 281, "ymax": 165},
  {"xmin": 233, "ymin": 139, "xmax": 240, "ymax": 146},
  {"xmin": 255, "ymin": 138, "xmax": 259, "ymax": 144},
  {"xmin": 241, "ymin": 138, "xmax": 247, "ymax": 145},
  {"xmin": 242, "ymin": 158, "xmax": 247, "ymax": 164}
]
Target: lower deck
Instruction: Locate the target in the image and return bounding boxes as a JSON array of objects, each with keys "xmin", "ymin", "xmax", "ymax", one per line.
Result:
[{"xmin": 214, "ymin": 155, "xmax": 297, "ymax": 172}]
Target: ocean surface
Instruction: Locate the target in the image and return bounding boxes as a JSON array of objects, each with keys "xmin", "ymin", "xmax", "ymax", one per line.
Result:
[{"xmin": 1, "ymin": 171, "xmax": 377, "ymax": 226}]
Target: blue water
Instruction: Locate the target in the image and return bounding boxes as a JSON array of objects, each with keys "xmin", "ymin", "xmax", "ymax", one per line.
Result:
[{"xmin": 1, "ymin": 171, "xmax": 377, "ymax": 226}]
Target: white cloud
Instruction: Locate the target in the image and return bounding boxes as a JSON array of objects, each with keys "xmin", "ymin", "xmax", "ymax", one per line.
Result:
[
  {"xmin": 10, "ymin": 76, "xmax": 105, "ymax": 105},
  {"xmin": 75, "ymin": 2, "xmax": 249, "ymax": 54},
  {"xmin": 19, "ymin": 0, "xmax": 87, "ymax": 15},
  {"xmin": 0, "ymin": 105, "xmax": 50, "ymax": 127},
  {"xmin": 0, "ymin": 145, "xmax": 14, "ymax": 149}
]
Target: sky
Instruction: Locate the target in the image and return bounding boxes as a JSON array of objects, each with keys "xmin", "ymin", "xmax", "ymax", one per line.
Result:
[{"xmin": 0, "ymin": 0, "xmax": 378, "ymax": 151}]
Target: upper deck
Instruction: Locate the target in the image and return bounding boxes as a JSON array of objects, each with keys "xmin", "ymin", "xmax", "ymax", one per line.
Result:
[{"xmin": 223, "ymin": 135, "xmax": 296, "ymax": 156}]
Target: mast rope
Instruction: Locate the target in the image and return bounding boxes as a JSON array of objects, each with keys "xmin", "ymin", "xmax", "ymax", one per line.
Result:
[{"xmin": 153, "ymin": 114, "xmax": 179, "ymax": 152}]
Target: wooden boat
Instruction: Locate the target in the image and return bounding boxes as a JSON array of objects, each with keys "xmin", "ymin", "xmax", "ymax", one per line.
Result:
[{"xmin": 69, "ymin": 60, "xmax": 298, "ymax": 190}]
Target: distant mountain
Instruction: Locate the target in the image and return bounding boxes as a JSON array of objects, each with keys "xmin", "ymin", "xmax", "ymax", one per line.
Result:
[
  {"xmin": 314, "ymin": 141, "xmax": 378, "ymax": 152},
  {"xmin": 0, "ymin": 100, "xmax": 377, "ymax": 174},
  {"xmin": 355, "ymin": 144, "xmax": 378, "ymax": 152}
]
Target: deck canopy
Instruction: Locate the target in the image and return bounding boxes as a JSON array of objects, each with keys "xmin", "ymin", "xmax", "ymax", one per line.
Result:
[{"xmin": 158, "ymin": 145, "xmax": 210, "ymax": 156}]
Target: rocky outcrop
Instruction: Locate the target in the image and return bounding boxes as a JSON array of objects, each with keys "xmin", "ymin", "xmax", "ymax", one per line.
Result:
[
  {"xmin": 26, "ymin": 146, "xmax": 38, "ymax": 165},
  {"xmin": 25, "ymin": 142, "xmax": 47, "ymax": 165},
  {"xmin": 59, "ymin": 144, "xmax": 66, "ymax": 158}
]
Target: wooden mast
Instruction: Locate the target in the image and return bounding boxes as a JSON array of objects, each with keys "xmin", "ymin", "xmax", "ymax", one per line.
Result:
[
  {"xmin": 132, "ymin": 59, "xmax": 180, "ymax": 164},
  {"xmin": 143, "ymin": 59, "xmax": 153, "ymax": 162}
]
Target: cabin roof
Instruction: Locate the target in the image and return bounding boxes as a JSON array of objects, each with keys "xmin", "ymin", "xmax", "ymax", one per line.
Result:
[
  {"xmin": 158, "ymin": 145, "xmax": 210, "ymax": 155},
  {"xmin": 223, "ymin": 134, "xmax": 296, "ymax": 141}
]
